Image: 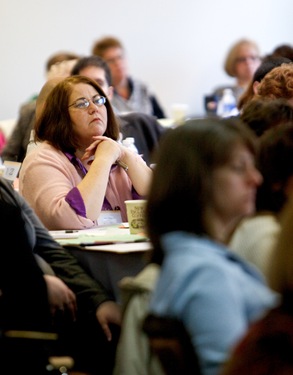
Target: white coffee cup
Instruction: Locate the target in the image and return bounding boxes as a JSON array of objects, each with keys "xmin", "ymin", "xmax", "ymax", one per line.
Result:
[
  {"xmin": 125, "ymin": 199, "xmax": 147, "ymax": 234},
  {"xmin": 171, "ymin": 103, "xmax": 189, "ymax": 126}
]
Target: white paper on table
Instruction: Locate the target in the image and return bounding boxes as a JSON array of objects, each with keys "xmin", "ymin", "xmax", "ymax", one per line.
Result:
[
  {"xmin": 83, "ymin": 242, "xmax": 152, "ymax": 253},
  {"xmin": 49, "ymin": 231, "xmax": 80, "ymax": 239}
]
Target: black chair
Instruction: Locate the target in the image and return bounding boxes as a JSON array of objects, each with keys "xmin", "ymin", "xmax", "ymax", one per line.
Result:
[
  {"xmin": 0, "ymin": 328, "xmax": 76, "ymax": 374},
  {"xmin": 142, "ymin": 314, "xmax": 202, "ymax": 375},
  {"xmin": 118, "ymin": 112, "xmax": 167, "ymax": 165}
]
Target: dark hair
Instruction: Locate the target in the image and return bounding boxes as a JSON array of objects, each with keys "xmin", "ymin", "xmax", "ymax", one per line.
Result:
[
  {"xmin": 34, "ymin": 75, "xmax": 120, "ymax": 152},
  {"xmin": 238, "ymin": 56, "xmax": 291, "ymax": 110},
  {"xmin": 241, "ymin": 98, "xmax": 293, "ymax": 137},
  {"xmin": 92, "ymin": 36, "xmax": 124, "ymax": 58},
  {"xmin": 256, "ymin": 122, "xmax": 293, "ymax": 213},
  {"xmin": 71, "ymin": 55, "xmax": 112, "ymax": 86},
  {"xmin": 270, "ymin": 44, "xmax": 293, "ymax": 61},
  {"xmin": 146, "ymin": 117, "xmax": 257, "ymax": 264},
  {"xmin": 45, "ymin": 51, "xmax": 79, "ymax": 72},
  {"xmin": 253, "ymin": 56, "xmax": 292, "ymax": 82}
]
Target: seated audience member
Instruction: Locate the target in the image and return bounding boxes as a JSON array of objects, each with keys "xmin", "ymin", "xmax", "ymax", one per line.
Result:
[
  {"xmin": 269, "ymin": 43, "xmax": 293, "ymax": 61},
  {"xmin": 1, "ymin": 99, "xmax": 36, "ymax": 163},
  {"xmin": 25, "ymin": 77, "xmax": 65, "ymax": 155},
  {"xmin": 221, "ymin": 196, "xmax": 293, "ymax": 375},
  {"xmin": 115, "ymin": 117, "xmax": 278, "ymax": 375},
  {"xmin": 229, "ymin": 122, "xmax": 293, "ymax": 280},
  {"xmin": 254, "ymin": 62, "xmax": 293, "ymax": 106},
  {"xmin": 240, "ymin": 97, "xmax": 293, "ymax": 137},
  {"xmin": 1, "ymin": 51, "xmax": 79, "ymax": 163},
  {"xmin": 70, "ymin": 55, "xmax": 115, "ymax": 104},
  {"xmin": 0, "ymin": 178, "xmax": 76, "ymax": 328},
  {"xmin": 45, "ymin": 51, "xmax": 79, "ymax": 81},
  {"xmin": 0, "ymin": 203, "xmax": 54, "ymax": 373},
  {"xmin": 237, "ymin": 55, "xmax": 292, "ymax": 111},
  {"xmin": 0, "ymin": 176, "xmax": 121, "ymax": 374},
  {"xmin": 19, "ymin": 75, "xmax": 152, "ymax": 230},
  {"xmin": 212, "ymin": 39, "xmax": 261, "ymax": 104},
  {"xmin": 91, "ymin": 36, "xmax": 166, "ymax": 118},
  {"xmin": 71, "ymin": 55, "xmax": 167, "ymax": 165},
  {"xmin": 0, "ymin": 177, "xmax": 76, "ymax": 373}
]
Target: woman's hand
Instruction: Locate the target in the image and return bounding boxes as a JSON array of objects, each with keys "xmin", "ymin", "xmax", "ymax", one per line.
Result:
[
  {"xmin": 44, "ymin": 274, "xmax": 77, "ymax": 321},
  {"xmin": 96, "ymin": 300, "xmax": 122, "ymax": 341},
  {"xmin": 81, "ymin": 136, "xmax": 123, "ymax": 164}
]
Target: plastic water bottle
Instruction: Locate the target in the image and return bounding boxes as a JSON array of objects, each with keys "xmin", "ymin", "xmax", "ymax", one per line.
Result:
[
  {"xmin": 122, "ymin": 137, "xmax": 139, "ymax": 154},
  {"xmin": 0, "ymin": 157, "xmax": 5, "ymax": 177},
  {"xmin": 216, "ymin": 88, "xmax": 238, "ymax": 118}
]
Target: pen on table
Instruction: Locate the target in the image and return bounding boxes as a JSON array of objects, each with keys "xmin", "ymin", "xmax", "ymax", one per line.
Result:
[
  {"xmin": 65, "ymin": 230, "xmax": 79, "ymax": 233},
  {"xmin": 79, "ymin": 238, "xmax": 149, "ymax": 247}
]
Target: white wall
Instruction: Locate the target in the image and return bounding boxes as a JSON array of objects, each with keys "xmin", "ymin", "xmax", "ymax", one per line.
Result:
[{"xmin": 0, "ymin": 0, "xmax": 292, "ymax": 121}]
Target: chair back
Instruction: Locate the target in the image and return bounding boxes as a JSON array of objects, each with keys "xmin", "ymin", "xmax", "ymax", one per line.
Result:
[
  {"xmin": 0, "ymin": 329, "xmax": 75, "ymax": 374},
  {"xmin": 142, "ymin": 314, "xmax": 202, "ymax": 375}
]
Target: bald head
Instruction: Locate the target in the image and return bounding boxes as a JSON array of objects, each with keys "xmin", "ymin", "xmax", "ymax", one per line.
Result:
[{"xmin": 35, "ymin": 77, "xmax": 64, "ymax": 120}]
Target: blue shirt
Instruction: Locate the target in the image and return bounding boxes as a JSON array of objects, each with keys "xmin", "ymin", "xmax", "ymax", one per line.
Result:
[{"xmin": 149, "ymin": 231, "xmax": 278, "ymax": 375}]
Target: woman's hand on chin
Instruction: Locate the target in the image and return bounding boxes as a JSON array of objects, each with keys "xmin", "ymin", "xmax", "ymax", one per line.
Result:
[{"xmin": 81, "ymin": 136, "xmax": 122, "ymax": 164}]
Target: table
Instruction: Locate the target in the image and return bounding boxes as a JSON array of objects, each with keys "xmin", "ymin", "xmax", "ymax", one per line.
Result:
[{"xmin": 49, "ymin": 224, "xmax": 152, "ymax": 302}]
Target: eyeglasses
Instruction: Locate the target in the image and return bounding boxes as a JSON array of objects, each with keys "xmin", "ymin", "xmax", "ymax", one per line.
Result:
[
  {"xmin": 235, "ymin": 56, "xmax": 260, "ymax": 64},
  {"xmin": 106, "ymin": 53, "xmax": 124, "ymax": 65},
  {"xmin": 68, "ymin": 95, "xmax": 106, "ymax": 109}
]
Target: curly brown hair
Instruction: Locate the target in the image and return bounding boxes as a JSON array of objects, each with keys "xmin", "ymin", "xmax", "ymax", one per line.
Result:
[{"xmin": 256, "ymin": 63, "xmax": 293, "ymax": 100}]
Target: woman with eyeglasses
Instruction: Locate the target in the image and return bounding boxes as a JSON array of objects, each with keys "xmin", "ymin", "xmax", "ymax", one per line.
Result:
[
  {"xmin": 19, "ymin": 75, "xmax": 152, "ymax": 230},
  {"xmin": 144, "ymin": 118, "xmax": 277, "ymax": 375},
  {"xmin": 212, "ymin": 39, "xmax": 262, "ymax": 106}
]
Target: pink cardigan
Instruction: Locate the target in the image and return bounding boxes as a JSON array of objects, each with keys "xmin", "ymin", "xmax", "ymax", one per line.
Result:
[
  {"xmin": 19, "ymin": 142, "xmax": 139, "ymax": 230},
  {"xmin": 0, "ymin": 130, "xmax": 6, "ymax": 154}
]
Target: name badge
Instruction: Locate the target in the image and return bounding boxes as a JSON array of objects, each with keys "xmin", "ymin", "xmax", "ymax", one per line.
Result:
[
  {"xmin": 3, "ymin": 161, "xmax": 22, "ymax": 182},
  {"xmin": 97, "ymin": 210, "xmax": 122, "ymax": 226}
]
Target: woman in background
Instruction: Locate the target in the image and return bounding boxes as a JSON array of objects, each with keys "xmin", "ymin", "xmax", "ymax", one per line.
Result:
[
  {"xmin": 213, "ymin": 39, "xmax": 261, "ymax": 104},
  {"xmin": 254, "ymin": 62, "xmax": 293, "ymax": 106},
  {"xmin": 237, "ymin": 55, "xmax": 291, "ymax": 111},
  {"xmin": 92, "ymin": 35, "xmax": 166, "ymax": 118},
  {"xmin": 19, "ymin": 75, "xmax": 152, "ymax": 230}
]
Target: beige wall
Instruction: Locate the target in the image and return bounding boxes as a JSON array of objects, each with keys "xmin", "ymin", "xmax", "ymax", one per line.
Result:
[{"xmin": 0, "ymin": 0, "xmax": 292, "ymax": 121}]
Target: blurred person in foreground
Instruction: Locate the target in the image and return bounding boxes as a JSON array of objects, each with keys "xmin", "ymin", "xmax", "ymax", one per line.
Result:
[
  {"xmin": 0, "ymin": 176, "xmax": 121, "ymax": 374},
  {"xmin": 240, "ymin": 97, "xmax": 293, "ymax": 137},
  {"xmin": 229, "ymin": 121, "xmax": 293, "ymax": 280},
  {"xmin": 115, "ymin": 117, "xmax": 278, "ymax": 375},
  {"xmin": 0, "ymin": 178, "xmax": 76, "ymax": 374},
  {"xmin": 221, "ymin": 195, "xmax": 293, "ymax": 375}
]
